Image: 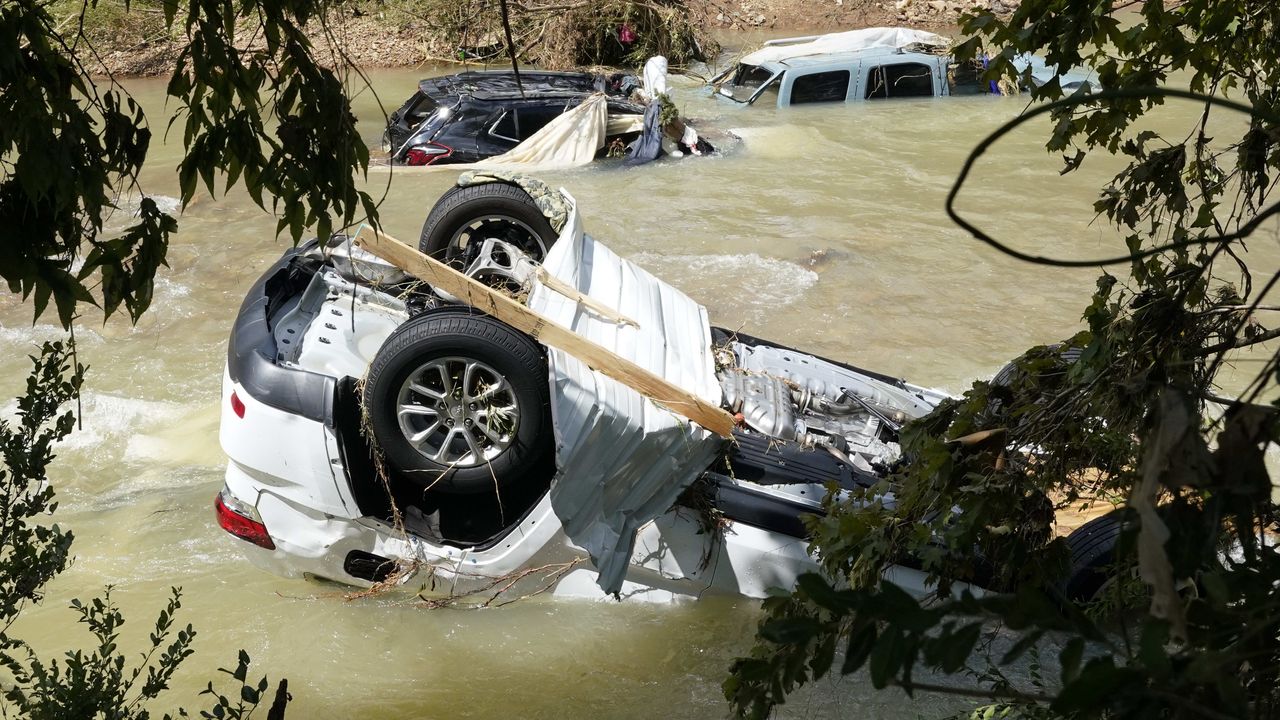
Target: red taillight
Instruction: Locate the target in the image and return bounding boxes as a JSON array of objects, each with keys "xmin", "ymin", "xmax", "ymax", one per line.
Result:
[
  {"xmin": 404, "ymin": 143, "xmax": 453, "ymax": 166},
  {"xmin": 215, "ymin": 493, "xmax": 275, "ymax": 550},
  {"xmin": 230, "ymin": 390, "xmax": 245, "ymax": 418}
]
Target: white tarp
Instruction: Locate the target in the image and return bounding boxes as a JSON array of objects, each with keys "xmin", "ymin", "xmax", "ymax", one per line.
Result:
[
  {"xmin": 526, "ymin": 199, "xmax": 725, "ymax": 595},
  {"xmin": 484, "ymin": 94, "xmax": 609, "ymax": 169},
  {"xmin": 641, "ymin": 55, "xmax": 669, "ymax": 100},
  {"xmin": 605, "ymin": 114, "xmax": 645, "ymax": 136},
  {"xmin": 740, "ymin": 26, "xmax": 949, "ymax": 66}
]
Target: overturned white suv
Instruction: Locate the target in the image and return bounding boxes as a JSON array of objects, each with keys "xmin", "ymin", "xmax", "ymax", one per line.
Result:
[{"xmin": 216, "ymin": 174, "xmax": 1116, "ymax": 603}]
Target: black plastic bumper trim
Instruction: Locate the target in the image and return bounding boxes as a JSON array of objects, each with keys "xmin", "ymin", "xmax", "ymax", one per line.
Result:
[
  {"xmin": 225, "ymin": 243, "xmax": 336, "ymax": 425},
  {"xmin": 700, "ymin": 472, "xmax": 819, "ymax": 540}
]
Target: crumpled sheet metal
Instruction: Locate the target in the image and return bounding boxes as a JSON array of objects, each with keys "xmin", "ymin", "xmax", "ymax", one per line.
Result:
[
  {"xmin": 526, "ymin": 200, "xmax": 725, "ymax": 595},
  {"xmin": 457, "ymin": 171, "xmax": 571, "ymax": 233}
]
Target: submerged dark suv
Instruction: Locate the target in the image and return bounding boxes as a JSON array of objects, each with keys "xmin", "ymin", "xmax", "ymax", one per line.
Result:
[{"xmin": 384, "ymin": 70, "xmax": 644, "ymax": 166}]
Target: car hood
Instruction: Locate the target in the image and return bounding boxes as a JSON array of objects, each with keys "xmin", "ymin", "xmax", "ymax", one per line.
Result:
[{"xmin": 526, "ymin": 196, "xmax": 726, "ymax": 595}]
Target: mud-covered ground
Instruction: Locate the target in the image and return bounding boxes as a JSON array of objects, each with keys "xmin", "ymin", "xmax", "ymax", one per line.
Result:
[
  {"xmin": 696, "ymin": 0, "xmax": 1018, "ymax": 32},
  {"xmin": 86, "ymin": 0, "xmax": 1019, "ymax": 76}
]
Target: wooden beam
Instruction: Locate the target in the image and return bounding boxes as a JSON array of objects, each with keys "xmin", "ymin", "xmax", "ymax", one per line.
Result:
[
  {"xmin": 535, "ymin": 267, "xmax": 639, "ymax": 328},
  {"xmin": 354, "ymin": 226, "xmax": 734, "ymax": 438}
]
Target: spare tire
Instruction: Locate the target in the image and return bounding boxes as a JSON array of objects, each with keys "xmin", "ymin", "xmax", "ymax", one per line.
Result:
[
  {"xmin": 1061, "ymin": 511, "xmax": 1126, "ymax": 603},
  {"xmin": 991, "ymin": 343, "xmax": 1084, "ymax": 388},
  {"xmin": 984, "ymin": 343, "xmax": 1084, "ymax": 425},
  {"xmin": 419, "ymin": 183, "xmax": 559, "ymax": 265},
  {"xmin": 363, "ymin": 310, "xmax": 553, "ymax": 496}
]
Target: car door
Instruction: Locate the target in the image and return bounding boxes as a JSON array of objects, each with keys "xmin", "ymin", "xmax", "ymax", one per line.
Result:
[
  {"xmin": 430, "ymin": 102, "xmax": 486, "ymax": 162},
  {"xmin": 862, "ymin": 60, "xmax": 938, "ymax": 100},
  {"xmin": 782, "ymin": 69, "xmax": 854, "ymax": 106},
  {"xmin": 481, "ymin": 102, "xmax": 568, "ymax": 158}
]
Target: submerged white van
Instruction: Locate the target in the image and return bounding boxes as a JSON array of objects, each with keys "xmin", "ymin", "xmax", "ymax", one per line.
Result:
[{"xmin": 712, "ymin": 27, "xmax": 1097, "ymax": 107}]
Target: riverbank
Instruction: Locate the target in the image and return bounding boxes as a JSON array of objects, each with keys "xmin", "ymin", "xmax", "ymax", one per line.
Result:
[{"xmin": 75, "ymin": 0, "xmax": 1018, "ymax": 76}]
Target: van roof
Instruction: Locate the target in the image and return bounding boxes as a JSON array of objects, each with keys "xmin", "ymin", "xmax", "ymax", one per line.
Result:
[
  {"xmin": 738, "ymin": 27, "xmax": 950, "ymax": 66},
  {"xmin": 753, "ymin": 47, "xmax": 945, "ymax": 73}
]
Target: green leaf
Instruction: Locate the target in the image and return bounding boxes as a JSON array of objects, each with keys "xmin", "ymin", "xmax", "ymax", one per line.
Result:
[
  {"xmin": 810, "ymin": 632, "xmax": 837, "ymax": 680},
  {"xmin": 1000, "ymin": 629, "xmax": 1044, "ymax": 665},
  {"xmin": 759, "ymin": 617, "xmax": 823, "ymax": 645},
  {"xmin": 841, "ymin": 623, "xmax": 877, "ymax": 675},
  {"xmin": 233, "ymin": 650, "xmax": 249, "ymax": 681},
  {"xmin": 1053, "ymin": 659, "xmax": 1140, "ymax": 714},
  {"xmin": 1059, "ymin": 637, "xmax": 1084, "ymax": 686},
  {"xmin": 868, "ymin": 628, "xmax": 904, "ymax": 689},
  {"xmin": 937, "ymin": 623, "xmax": 982, "ymax": 672},
  {"xmin": 796, "ymin": 573, "xmax": 854, "ymax": 612}
]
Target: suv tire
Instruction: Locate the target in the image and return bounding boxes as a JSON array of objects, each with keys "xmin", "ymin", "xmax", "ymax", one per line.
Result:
[
  {"xmin": 1061, "ymin": 511, "xmax": 1125, "ymax": 603},
  {"xmin": 419, "ymin": 183, "xmax": 559, "ymax": 265},
  {"xmin": 364, "ymin": 310, "xmax": 553, "ymax": 496}
]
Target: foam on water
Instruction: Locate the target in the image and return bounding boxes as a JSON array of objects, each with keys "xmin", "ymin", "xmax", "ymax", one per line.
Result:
[
  {"xmin": 631, "ymin": 252, "xmax": 818, "ymax": 320},
  {"xmin": 0, "ymin": 322, "xmax": 103, "ymax": 349},
  {"xmin": 7, "ymin": 391, "xmax": 208, "ymax": 473},
  {"xmin": 103, "ymin": 193, "xmax": 182, "ymax": 234}
]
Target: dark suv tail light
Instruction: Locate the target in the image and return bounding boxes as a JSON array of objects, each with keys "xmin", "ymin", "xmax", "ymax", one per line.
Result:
[{"xmin": 404, "ymin": 143, "xmax": 453, "ymax": 166}]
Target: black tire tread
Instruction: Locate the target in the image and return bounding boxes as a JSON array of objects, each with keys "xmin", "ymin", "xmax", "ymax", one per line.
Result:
[
  {"xmin": 370, "ymin": 315, "xmax": 543, "ymax": 381},
  {"xmin": 418, "ymin": 182, "xmax": 557, "ymax": 261},
  {"xmin": 1061, "ymin": 511, "xmax": 1126, "ymax": 602}
]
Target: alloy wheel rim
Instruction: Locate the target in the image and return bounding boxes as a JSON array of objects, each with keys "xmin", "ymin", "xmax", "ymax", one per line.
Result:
[
  {"xmin": 395, "ymin": 356, "xmax": 520, "ymax": 467},
  {"xmin": 448, "ymin": 214, "xmax": 547, "ymax": 263}
]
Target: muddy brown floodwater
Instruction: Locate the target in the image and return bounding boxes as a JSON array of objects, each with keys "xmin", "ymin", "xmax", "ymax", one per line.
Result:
[{"xmin": 2, "ymin": 53, "xmax": 1277, "ymax": 719}]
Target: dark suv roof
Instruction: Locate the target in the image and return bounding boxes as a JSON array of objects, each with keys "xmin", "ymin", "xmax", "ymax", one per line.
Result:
[{"xmin": 417, "ymin": 70, "xmax": 610, "ymax": 102}]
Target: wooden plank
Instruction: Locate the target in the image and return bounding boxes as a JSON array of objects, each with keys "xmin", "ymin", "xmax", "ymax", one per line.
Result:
[
  {"xmin": 535, "ymin": 267, "xmax": 640, "ymax": 328},
  {"xmin": 354, "ymin": 226, "xmax": 734, "ymax": 438}
]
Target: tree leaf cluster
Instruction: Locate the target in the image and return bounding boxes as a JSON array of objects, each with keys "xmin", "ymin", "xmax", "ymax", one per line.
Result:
[
  {"xmin": 0, "ymin": 343, "xmax": 81, "ymax": 629},
  {"xmin": 1, "ymin": 0, "xmax": 379, "ymax": 329},
  {"xmin": 165, "ymin": 0, "xmax": 376, "ymax": 244},
  {"xmin": 2, "ymin": 0, "xmax": 376, "ymax": 714},
  {"xmin": 0, "ymin": 345, "xmax": 288, "ymax": 719},
  {"xmin": 0, "ymin": 1, "xmax": 162, "ymax": 327}
]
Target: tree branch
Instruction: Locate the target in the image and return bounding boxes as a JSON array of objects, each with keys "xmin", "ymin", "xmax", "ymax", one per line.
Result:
[
  {"xmin": 893, "ymin": 679, "xmax": 1054, "ymax": 704},
  {"xmin": 498, "ymin": 0, "xmax": 522, "ymax": 96},
  {"xmin": 1197, "ymin": 325, "xmax": 1280, "ymax": 357}
]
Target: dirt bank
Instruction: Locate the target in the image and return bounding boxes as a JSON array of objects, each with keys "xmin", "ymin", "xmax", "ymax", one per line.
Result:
[
  {"xmin": 83, "ymin": 0, "xmax": 1018, "ymax": 77},
  {"xmin": 692, "ymin": 0, "xmax": 1018, "ymax": 32}
]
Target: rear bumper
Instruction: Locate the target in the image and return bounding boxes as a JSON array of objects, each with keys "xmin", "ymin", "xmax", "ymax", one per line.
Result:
[{"xmin": 217, "ymin": 468, "xmax": 371, "ymax": 584}]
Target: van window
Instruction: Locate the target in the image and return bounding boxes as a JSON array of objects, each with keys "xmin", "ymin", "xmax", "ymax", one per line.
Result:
[
  {"xmin": 864, "ymin": 63, "xmax": 935, "ymax": 100},
  {"xmin": 720, "ymin": 64, "xmax": 782, "ymax": 104},
  {"xmin": 789, "ymin": 70, "xmax": 851, "ymax": 104},
  {"xmin": 490, "ymin": 104, "xmax": 565, "ymax": 142},
  {"xmin": 732, "ymin": 64, "xmax": 775, "ymax": 89}
]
